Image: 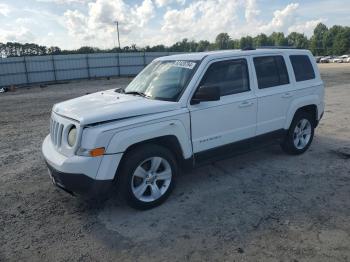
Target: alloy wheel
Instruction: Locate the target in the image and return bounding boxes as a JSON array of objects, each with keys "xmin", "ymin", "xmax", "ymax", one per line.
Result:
[
  {"xmin": 131, "ymin": 157, "xmax": 172, "ymax": 202},
  {"xmin": 293, "ymin": 118, "xmax": 312, "ymax": 150}
]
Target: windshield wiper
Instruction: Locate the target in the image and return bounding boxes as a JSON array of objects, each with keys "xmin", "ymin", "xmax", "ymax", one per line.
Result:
[
  {"xmin": 115, "ymin": 88, "xmax": 149, "ymax": 98},
  {"xmin": 124, "ymin": 91, "xmax": 148, "ymax": 97},
  {"xmin": 114, "ymin": 88, "xmax": 125, "ymax": 93}
]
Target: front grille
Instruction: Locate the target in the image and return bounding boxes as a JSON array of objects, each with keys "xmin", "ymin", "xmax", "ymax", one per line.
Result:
[{"xmin": 50, "ymin": 118, "xmax": 64, "ymax": 148}]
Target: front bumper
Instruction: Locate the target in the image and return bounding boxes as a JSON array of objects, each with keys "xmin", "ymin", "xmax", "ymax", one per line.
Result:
[
  {"xmin": 46, "ymin": 161, "xmax": 113, "ymax": 196},
  {"xmin": 42, "ymin": 135, "xmax": 123, "ymax": 196}
]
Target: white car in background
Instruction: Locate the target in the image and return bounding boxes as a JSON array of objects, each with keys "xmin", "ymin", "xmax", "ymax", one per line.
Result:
[
  {"xmin": 340, "ymin": 55, "xmax": 350, "ymax": 63},
  {"xmin": 42, "ymin": 49, "xmax": 325, "ymax": 209},
  {"xmin": 314, "ymin": 56, "xmax": 323, "ymax": 63},
  {"xmin": 320, "ymin": 56, "xmax": 332, "ymax": 63},
  {"xmin": 331, "ymin": 56, "xmax": 344, "ymax": 63}
]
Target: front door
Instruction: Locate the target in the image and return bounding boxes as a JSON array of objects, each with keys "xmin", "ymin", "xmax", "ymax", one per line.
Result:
[{"xmin": 189, "ymin": 58, "xmax": 257, "ymax": 153}]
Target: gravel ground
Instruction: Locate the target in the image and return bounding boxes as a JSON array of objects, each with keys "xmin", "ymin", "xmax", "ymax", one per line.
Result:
[{"xmin": 0, "ymin": 63, "xmax": 349, "ymax": 262}]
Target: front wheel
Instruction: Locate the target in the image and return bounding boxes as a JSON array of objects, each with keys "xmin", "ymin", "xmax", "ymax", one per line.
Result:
[
  {"xmin": 281, "ymin": 112, "xmax": 315, "ymax": 155},
  {"xmin": 118, "ymin": 144, "xmax": 177, "ymax": 210}
]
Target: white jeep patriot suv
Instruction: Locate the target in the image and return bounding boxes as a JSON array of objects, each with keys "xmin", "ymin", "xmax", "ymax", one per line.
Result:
[{"xmin": 42, "ymin": 49, "xmax": 324, "ymax": 209}]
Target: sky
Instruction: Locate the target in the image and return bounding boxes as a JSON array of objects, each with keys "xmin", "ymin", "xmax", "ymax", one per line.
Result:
[{"xmin": 0, "ymin": 0, "xmax": 349, "ymax": 50}]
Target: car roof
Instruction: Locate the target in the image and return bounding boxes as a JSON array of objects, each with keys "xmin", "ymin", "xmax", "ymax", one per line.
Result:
[{"xmin": 156, "ymin": 49, "xmax": 312, "ymax": 61}]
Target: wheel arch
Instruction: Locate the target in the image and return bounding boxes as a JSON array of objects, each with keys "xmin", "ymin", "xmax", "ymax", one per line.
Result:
[
  {"xmin": 114, "ymin": 135, "xmax": 190, "ymax": 183},
  {"xmin": 122, "ymin": 135, "xmax": 186, "ymax": 163},
  {"xmin": 295, "ymin": 105, "xmax": 318, "ymax": 126},
  {"xmin": 284, "ymin": 95, "xmax": 320, "ymax": 129}
]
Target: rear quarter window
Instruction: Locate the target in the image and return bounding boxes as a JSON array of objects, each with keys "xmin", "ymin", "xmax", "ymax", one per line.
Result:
[{"xmin": 289, "ymin": 55, "xmax": 315, "ymax": 82}]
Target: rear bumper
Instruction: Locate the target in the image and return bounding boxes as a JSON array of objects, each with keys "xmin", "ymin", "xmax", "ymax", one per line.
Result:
[{"xmin": 46, "ymin": 161, "xmax": 113, "ymax": 196}]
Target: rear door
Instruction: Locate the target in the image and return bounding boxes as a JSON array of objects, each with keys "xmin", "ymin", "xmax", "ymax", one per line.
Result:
[
  {"xmin": 251, "ymin": 54, "xmax": 295, "ymax": 135},
  {"xmin": 189, "ymin": 57, "xmax": 257, "ymax": 153}
]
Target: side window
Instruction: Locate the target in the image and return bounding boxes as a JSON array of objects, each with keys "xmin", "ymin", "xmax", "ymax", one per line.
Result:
[
  {"xmin": 199, "ymin": 59, "xmax": 250, "ymax": 96},
  {"xmin": 290, "ymin": 55, "xmax": 315, "ymax": 82},
  {"xmin": 253, "ymin": 55, "xmax": 289, "ymax": 89}
]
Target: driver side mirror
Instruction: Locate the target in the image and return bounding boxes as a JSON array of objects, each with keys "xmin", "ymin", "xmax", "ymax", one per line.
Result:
[{"xmin": 191, "ymin": 85, "xmax": 220, "ymax": 105}]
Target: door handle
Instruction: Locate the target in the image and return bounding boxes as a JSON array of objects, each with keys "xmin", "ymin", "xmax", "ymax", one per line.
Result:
[
  {"xmin": 282, "ymin": 92, "xmax": 293, "ymax": 98},
  {"xmin": 239, "ymin": 101, "xmax": 254, "ymax": 108}
]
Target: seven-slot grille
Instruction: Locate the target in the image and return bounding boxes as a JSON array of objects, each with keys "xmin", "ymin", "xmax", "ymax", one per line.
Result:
[{"xmin": 50, "ymin": 118, "xmax": 64, "ymax": 148}]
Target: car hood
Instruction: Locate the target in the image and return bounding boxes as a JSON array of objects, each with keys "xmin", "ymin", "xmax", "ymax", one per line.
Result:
[{"xmin": 52, "ymin": 89, "xmax": 180, "ymax": 125}]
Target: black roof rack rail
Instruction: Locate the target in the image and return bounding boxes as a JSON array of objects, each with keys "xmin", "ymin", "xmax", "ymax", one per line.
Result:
[
  {"xmin": 241, "ymin": 47, "xmax": 256, "ymax": 51},
  {"xmin": 241, "ymin": 46, "xmax": 299, "ymax": 51},
  {"xmin": 257, "ymin": 46, "xmax": 297, "ymax": 49}
]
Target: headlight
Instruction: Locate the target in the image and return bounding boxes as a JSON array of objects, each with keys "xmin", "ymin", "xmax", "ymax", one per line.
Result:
[{"xmin": 67, "ymin": 126, "xmax": 77, "ymax": 147}]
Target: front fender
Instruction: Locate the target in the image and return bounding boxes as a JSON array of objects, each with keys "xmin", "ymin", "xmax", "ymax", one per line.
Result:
[{"xmin": 106, "ymin": 120, "xmax": 193, "ymax": 159}]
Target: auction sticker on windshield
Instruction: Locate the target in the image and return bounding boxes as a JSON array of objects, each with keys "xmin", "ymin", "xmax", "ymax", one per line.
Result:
[{"xmin": 173, "ymin": 61, "xmax": 196, "ymax": 69}]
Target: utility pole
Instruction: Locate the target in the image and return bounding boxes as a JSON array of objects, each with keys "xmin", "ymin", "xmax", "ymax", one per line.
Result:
[{"xmin": 114, "ymin": 20, "xmax": 121, "ymax": 50}]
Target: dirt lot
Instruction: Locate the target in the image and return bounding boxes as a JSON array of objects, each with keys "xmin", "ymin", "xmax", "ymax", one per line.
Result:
[{"xmin": 0, "ymin": 63, "xmax": 349, "ymax": 262}]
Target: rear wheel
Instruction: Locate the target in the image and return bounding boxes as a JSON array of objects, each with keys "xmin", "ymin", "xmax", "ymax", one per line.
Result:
[
  {"xmin": 118, "ymin": 144, "xmax": 177, "ymax": 210},
  {"xmin": 281, "ymin": 112, "xmax": 315, "ymax": 155}
]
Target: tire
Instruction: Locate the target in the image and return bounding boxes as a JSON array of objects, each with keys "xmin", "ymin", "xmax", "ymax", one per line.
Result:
[
  {"xmin": 281, "ymin": 111, "xmax": 315, "ymax": 155},
  {"xmin": 118, "ymin": 144, "xmax": 178, "ymax": 210}
]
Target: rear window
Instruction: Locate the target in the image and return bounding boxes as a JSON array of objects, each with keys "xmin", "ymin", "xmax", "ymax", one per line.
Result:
[
  {"xmin": 290, "ymin": 55, "xmax": 315, "ymax": 82},
  {"xmin": 253, "ymin": 56, "xmax": 289, "ymax": 89}
]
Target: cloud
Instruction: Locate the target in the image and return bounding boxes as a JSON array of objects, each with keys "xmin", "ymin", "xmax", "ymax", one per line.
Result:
[
  {"xmin": 14, "ymin": 0, "xmax": 327, "ymax": 49},
  {"xmin": 133, "ymin": 0, "xmax": 155, "ymax": 27},
  {"xmin": 259, "ymin": 3, "xmax": 300, "ymax": 33},
  {"xmin": 0, "ymin": 27, "xmax": 36, "ymax": 43},
  {"xmin": 64, "ymin": 9, "xmax": 91, "ymax": 39},
  {"xmin": 159, "ymin": 0, "xmax": 320, "ymax": 45},
  {"xmin": 155, "ymin": 0, "xmax": 186, "ymax": 8},
  {"xmin": 0, "ymin": 3, "xmax": 11, "ymax": 17},
  {"xmin": 161, "ymin": 0, "xmax": 241, "ymax": 44},
  {"xmin": 231, "ymin": 2, "xmax": 322, "ymax": 38},
  {"xmin": 87, "ymin": 0, "xmax": 155, "ymax": 31},
  {"xmin": 288, "ymin": 19, "xmax": 324, "ymax": 35},
  {"xmin": 62, "ymin": 0, "xmax": 156, "ymax": 47},
  {"xmin": 245, "ymin": 0, "xmax": 260, "ymax": 22},
  {"xmin": 36, "ymin": 0, "xmax": 91, "ymax": 4}
]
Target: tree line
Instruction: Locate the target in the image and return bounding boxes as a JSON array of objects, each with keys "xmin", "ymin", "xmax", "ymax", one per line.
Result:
[{"xmin": 0, "ymin": 23, "xmax": 349, "ymax": 58}]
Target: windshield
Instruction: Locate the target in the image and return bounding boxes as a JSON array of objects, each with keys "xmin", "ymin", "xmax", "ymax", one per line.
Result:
[{"xmin": 123, "ymin": 60, "xmax": 198, "ymax": 101}]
